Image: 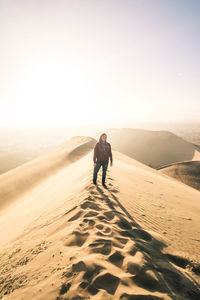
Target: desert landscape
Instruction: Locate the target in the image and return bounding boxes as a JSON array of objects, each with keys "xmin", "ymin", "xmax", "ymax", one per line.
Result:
[
  {"xmin": 0, "ymin": 132, "xmax": 200, "ymax": 300},
  {"xmin": 1, "ymin": 0, "xmax": 200, "ymax": 299}
]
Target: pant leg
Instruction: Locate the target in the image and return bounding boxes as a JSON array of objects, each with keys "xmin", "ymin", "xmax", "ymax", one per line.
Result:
[
  {"xmin": 102, "ymin": 162, "xmax": 108, "ymax": 184},
  {"xmin": 93, "ymin": 161, "xmax": 102, "ymax": 183}
]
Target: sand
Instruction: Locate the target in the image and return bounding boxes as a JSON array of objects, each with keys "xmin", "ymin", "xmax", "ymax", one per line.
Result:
[
  {"xmin": 0, "ymin": 136, "xmax": 96, "ymax": 211},
  {"xmin": 158, "ymin": 161, "xmax": 200, "ymax": 191},
  {"xmin": 106, "ymin": 128, "xmax": 200, "ymax": 169},
  {"xmin": 0, "ymin": 136, "xmax": 200, "ymax": 299}
]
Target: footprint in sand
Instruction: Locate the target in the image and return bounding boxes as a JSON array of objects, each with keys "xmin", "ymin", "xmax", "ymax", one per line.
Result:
[
  {"xmin": 112, "ymin": 237, "xmax": 129, "ymax": 249},
  {"xmin": 108, "ymin": 250, "xmax": 124, "ymax": 267},
  {"xmin": 68, "ymin": 210, "xmax": 83, "ymax": 222},
  {"xmin": 109, "ymin": 188, "xmax": 120, "ymax": 193},
  {"xmin": 132, "ymin": 229, "xmax": 153, "ymax": 242},
  {"xmin": 84, "ymin": 217, "xmax": 96, "ymax": 224},
  {"xmin": 115, "ymin": 218, "xmax": 133, "ymax": 230},
  {"xmin": 96, "ymin": 224, "xmax": 104, "ymax": 230},
  {"xmin": 84, "ymin": 211, "xmax": 99, "ymax": 218},
  {"xmin": 95, "ymin": 224, "xmax": 112, "ymax": 236},
  {"xmin": 64, "ymin": 230, "xmax": 89, "ymax": 247},
  {"xmin": 107, "ymin": 176, "xmax": 114, "ymax": 181},
  {"xmin": 91, "ymin": 272, "xmax": 120, "ymax": 295},
  {"xmin": 80, "ymin": 201, "xmax": 101, "ymax": 211},
  {"xmin": 90, "ymin": 190, "xmax": 98, "ymax": 195},
  {"xmin": 89, "ymin": 238, "xmax": 112, "ymax": 255},
  {"xmin": 103, "ymin": 211, "xmax": 116, "ymax": 221}
]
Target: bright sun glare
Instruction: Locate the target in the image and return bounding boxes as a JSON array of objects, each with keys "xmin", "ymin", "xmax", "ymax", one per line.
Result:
[{"xmin": 2, "ymin": 52, "xmax": 124, "ymax": 127}]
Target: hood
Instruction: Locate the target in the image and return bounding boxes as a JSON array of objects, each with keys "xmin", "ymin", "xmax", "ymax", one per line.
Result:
[{"xmin": 99, "ymin": 133, "xmax": 107, "ymax": 143}]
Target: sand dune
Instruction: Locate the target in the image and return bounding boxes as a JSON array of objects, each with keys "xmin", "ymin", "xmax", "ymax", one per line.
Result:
[
  {"xmin": 0, "ymin": 138, "xmax": 200, "ymax": 299},
  {"xmin": 106, "ymin": 128, "xmax": 200, "ymax": 169},
  {"xmin": 0, "ymin": 136, "xmax": 96, "ymax": 211},
  {"xmin": 158, "ymin": 161, "xmax": 200, "ymax": 191}
]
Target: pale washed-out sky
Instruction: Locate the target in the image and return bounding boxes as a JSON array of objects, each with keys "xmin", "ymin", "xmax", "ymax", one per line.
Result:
[{"xmin": 0, "ymin": 0, "xmax": 199, "ymax": 127}]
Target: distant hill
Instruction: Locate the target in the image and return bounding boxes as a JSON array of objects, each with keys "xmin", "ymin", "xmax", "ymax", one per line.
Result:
[
  {"xmin": 158, "ymin": 160, "xmax": 200, "ymax": 191},
  {"xmin": 106, "ymin": 128, "xmax": 200, "ymax": 169}
]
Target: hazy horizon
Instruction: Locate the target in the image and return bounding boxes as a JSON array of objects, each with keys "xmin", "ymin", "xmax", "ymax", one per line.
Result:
[
  {"xmin": 1, "ymin": 121, "xmax": 200, "ymax": 175},
  {"xmin": 1, "ymin": 0, "xmax": 200, "ymax": 127}
]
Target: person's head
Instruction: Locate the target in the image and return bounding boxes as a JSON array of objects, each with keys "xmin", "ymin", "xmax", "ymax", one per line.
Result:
[{"xmin": 99, "ymin": 133, "xmax": 107, "ymax": 142}]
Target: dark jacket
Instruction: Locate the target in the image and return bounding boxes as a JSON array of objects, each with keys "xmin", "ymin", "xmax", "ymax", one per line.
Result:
[{"xmin": 93, "ymin": 135, "xmax": 113, "ymax": 163}]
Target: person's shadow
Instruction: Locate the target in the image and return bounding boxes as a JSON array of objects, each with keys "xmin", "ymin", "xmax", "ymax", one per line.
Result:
[{"xmin": 95, "ymin": 183, "xmax": 200, "ymax": 299}]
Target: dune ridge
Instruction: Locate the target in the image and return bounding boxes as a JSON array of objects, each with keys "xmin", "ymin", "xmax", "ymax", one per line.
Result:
[
  {"xmin": 111, "ymin": 151, "xmax": 200, "ymax": 265},
  {"xmin": 106, "ymin": 128, "xmax": 200, "ymax": 169},
  {"xmin": 0, "ymin": 168, "xmax": 200, "ymax": 299},
  {"xmin": 158, "ymin": 161, "xmax": 200, "ymax": 191},
  {"xmin": 0, "ymin": 137, "xmax": 200, "ymax": 299},
  {"xmin": 0, "ymin": 136, "xmax": 96, "ymax": 211}
]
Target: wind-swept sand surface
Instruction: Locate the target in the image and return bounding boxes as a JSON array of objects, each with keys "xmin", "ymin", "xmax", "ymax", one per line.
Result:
[
  {"xmin": 0, "ymin": 137, "xmax": 200, "ymax": 299},
  {"xmin": 0, "ymin": 136, "xmax": 96, "ymax": 211},
  {"xmin": 106, "ymin": 128, "xmax": 200, "ymax": 169},
  {"xmin": 158, "ymin": 161, "xmax": 200, "ymax": 191}
]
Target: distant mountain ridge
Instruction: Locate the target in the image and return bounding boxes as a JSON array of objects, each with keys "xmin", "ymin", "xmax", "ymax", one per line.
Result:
[{"xmin": 106, "ymin": 128, "xmax": 200, "ymax": 169}]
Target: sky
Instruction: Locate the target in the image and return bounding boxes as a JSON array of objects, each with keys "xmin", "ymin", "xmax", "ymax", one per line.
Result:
[{"xmin": 0, "ymin": 0, "xmax": 200, "ymax": 128}]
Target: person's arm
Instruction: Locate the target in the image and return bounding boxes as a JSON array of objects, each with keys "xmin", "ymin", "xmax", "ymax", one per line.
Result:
[
  {"xmin": 93, "ymin": 144, "xmax": 98, "ymax": 163},
  {"xmin": 109, "ymin": 144, "xmax": 113, "ymax": 164}
]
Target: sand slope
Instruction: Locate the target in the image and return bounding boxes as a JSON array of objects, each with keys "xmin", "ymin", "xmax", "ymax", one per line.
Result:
[
  {"xmin": 0, "ymin": 140, "xmax": 200, "ymax": 299},
  {"xmin": 158, "ymin": 161, "xmax": 200, "ymax": 191},
  {"xmin": 109, "ymin": 151, "xmax": 200, "ymax": 265},
  {"xmin": 0, "ymin": 136, "xmax": 96, "ymax": 211},
  {"xmin": 106, "ymin": 128, "xmax": 200, "ymax": 169}
]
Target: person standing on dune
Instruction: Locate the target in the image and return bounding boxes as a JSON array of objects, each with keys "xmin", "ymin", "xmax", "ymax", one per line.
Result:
[{"xmin": 93, "ymin": 133, "xmax": 113, "ymax": 188}]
